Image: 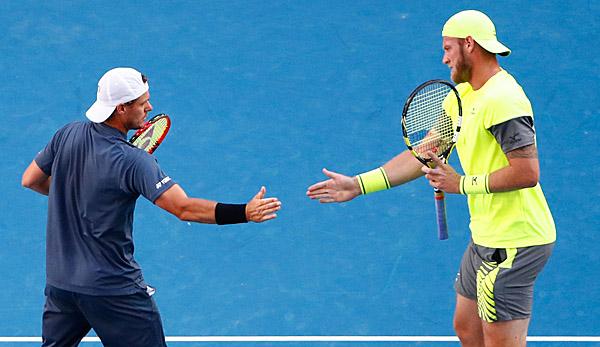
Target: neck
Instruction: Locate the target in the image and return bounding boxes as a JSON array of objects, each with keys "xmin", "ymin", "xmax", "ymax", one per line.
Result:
[
  {"xmin": 469, "ymin": 57, "xmax": 501, "ymax": 90},
  {"xmin": 103, "ymin": 117, "xmax": 127, "ymax": 134}
]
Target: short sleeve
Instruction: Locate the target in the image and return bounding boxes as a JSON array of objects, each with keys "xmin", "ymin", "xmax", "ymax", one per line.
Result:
[
  {"xmin": 123, "ymin": 152, "xmax": 176, "ymax": 202},
  {"xmin": 482, "ymin": 86, "xmax": 533, "ymax": 129},
  {"xmin": 34, "ymin": 126, "xmax": 67, "ymax": 176},
  {"xmin": 489, "ymin": 116, "xmax": 536, "ymax": 153}
]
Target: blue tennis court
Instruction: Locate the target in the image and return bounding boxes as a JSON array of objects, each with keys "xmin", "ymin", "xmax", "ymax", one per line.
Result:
[{"xmin": 1, "ymin": 1, "xmax": 599, "ymax": 346}]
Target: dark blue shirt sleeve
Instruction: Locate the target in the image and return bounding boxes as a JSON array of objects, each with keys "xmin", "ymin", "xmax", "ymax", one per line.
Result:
[
  {"xmin": 123, "ymin": 151, "xmax": 176, "ymax": 202},
  {"xmin": 34, "ymin": 127, "xmax": 65, "ymax": 176}
]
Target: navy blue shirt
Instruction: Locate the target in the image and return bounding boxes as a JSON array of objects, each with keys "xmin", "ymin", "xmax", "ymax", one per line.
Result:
[{"xmin": 35, "ymin": 121, "xmax": 175, "ymax": 295}]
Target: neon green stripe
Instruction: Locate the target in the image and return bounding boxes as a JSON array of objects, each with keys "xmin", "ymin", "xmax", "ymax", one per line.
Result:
[{"xmin": 499, "ymin": 248, "xmax": 517, "ymax": 269}]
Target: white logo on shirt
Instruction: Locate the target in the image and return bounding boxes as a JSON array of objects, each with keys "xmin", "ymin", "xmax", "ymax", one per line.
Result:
[{"xmin": 155, "ymin": 176, "xmax": 172, "ymax": 189}]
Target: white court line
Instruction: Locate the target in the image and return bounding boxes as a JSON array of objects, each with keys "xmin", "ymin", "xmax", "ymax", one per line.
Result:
[{"xmin": 2, "ymin": 336, "xmax": 600, "ymax": 343}]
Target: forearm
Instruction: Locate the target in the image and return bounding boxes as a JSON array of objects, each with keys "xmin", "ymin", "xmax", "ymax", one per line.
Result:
[
  {"xmin": 155, "ymin": 184, "xmax": 255, "ymax": 224},
  {"xmin": 26, "ymin": 179, "xmax": 50, "ymax": 195},
  {"xmin": 460, "ymin": 149, "xmax": 540, "ymax": 194},
  {"xmin": 488, "ymin": 158, "xmax": 539, "ymax": 192},
  {"xmin": 155, "ymin": 185, "xmax": 218, "ymax": 223},
  {"xmin": 22, "ymin": 161, "xmax": 51, "ymax": 196},
  {"xmin": 177, "ymin": 198, "xmax": 219, "ymax": 223},
  {"xmin": 382, "ymin": 150, "xmax": 425, "ymax": 187}
]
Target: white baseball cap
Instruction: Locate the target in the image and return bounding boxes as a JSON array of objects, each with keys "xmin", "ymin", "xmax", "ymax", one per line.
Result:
[{"xmin": 85, "ymin": 67, "xmax": 149, "ymax": 123}]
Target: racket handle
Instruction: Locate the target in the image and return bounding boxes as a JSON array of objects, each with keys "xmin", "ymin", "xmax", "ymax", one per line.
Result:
[{"xmin": 434, "ymin": 189, "xmax": 449, "ymax": 240}]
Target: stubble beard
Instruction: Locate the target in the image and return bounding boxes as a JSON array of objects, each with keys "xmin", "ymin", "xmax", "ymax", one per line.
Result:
[{"xmin": 451, "ymin": 46, "xmax": 471, "ymax": 84}]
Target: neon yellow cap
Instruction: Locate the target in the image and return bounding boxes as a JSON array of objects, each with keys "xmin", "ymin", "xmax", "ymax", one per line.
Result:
[{"xmin": 442, "ymin": 10, "xmax": 511, "ymax": 56}]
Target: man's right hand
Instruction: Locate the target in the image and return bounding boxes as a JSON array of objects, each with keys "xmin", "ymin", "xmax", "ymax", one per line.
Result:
[
  {"xmin": 306, "ymin": 168, "xmax": 362, "ymax": 203},
  {"xmin": 245, "ymin": 186, "xmax": 281, "ymax": 222}
]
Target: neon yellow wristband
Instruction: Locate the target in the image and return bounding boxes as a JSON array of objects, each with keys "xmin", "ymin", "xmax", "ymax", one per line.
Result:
[
  {"xmin": 356, "ymin": 167, "xmax": 391, "ymax": 195},
  {"xmin": 460, "ymin": 174, "xmax": 490, "ymax": 195}
]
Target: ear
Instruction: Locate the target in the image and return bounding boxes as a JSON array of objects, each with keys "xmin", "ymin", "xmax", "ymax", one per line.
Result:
[
  {"xmin": 114, "ymin": 104, "xmax": 126, "ymax": 116},
  {"xmin": 464, "ymin": 36, "xmax": 476, "ymax": 53}
]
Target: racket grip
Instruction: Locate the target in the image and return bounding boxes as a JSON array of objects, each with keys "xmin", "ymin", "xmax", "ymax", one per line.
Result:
[{"xmin": 434, "ymin": 189, "xmax": 449, "ymax": 240}]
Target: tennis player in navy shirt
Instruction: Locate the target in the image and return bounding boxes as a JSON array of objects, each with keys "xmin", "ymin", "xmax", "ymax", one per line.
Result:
[{"xmin": 22, "ymin": 67, "xmax": 281, "ymax": 347}]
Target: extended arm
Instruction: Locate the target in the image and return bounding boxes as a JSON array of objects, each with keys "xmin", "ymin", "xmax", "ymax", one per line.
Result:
[
  {"xmin": 382, "ymin": 150, "xmax": 427, "ymax": 187},
  {"xmin": 22, "ymin": 160, "xmax": 51, "ymax": 196},
  {"xmin": 306, "ymin": 149, "xmax": 425, "ymax": 203},
  {"xmin": 154, "ymin": 184, "xmax": 281, "ymax": 224}
]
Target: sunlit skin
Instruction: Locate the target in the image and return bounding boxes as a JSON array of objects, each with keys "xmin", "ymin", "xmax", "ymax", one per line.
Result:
[
  {"xmin": 105, "ymin": 91, "xmax": 153, "ymax": 134},
  {"xmin": 442, "ymin": 36, "xmax": 502, "ymax": 90},
  {"xmin": 442, "ymin": 37, "xmax": 472, "ymax": 84}
]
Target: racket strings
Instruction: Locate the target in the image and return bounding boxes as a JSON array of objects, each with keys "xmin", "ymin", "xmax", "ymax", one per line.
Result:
[
  {"xmin": 132, "ymin": 118, "xmax": 169, "ymax": 152},
  {"xmin": 404, "ymin": 84, "xmax": 455, "ymax": 155}
]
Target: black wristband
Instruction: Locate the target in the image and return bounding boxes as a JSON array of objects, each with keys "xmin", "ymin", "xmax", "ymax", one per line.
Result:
[{"xmin": 215, "ymin": 203, "xmax": 248, "ymax": 225}]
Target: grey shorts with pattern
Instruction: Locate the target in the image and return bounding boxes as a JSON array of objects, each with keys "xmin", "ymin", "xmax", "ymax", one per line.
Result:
[{"xmin": 454, "ymin": 240, "xmax": 554, "ymax": 322}]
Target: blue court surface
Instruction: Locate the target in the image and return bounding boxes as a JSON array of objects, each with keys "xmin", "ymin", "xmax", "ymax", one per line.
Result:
[{"xmin": 1, "ymin": 1, "xmax": 599, "ymax": 346}]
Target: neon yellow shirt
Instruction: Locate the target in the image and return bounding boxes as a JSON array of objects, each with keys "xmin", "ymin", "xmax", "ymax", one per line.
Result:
[{"xmin": 446, "ymin": 70, "xmax": 556, "ymax": 248}]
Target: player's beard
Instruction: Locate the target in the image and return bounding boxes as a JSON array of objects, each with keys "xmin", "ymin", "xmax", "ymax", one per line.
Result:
[{"xmin": 451, "ymin": 45, "xmax": 471, "ymax": 84}]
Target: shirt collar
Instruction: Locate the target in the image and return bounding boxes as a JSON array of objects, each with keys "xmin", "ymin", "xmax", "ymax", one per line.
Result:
[{"xmin": 92, "ymin": 122, "xmax": 127, "ymax": 140}]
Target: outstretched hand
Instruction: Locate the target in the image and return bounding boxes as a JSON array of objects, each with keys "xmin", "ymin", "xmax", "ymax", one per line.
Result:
[
  {"xmin": 246, "ymin": 186, "xmax": 281, "ymax": 222},
  {"xmin": 306, "ymin": 168, "xmax": 362, "ymax": 203},
  {"xmin": 421, "ymin": 151, "xmax": 461, "ymax": 193}
]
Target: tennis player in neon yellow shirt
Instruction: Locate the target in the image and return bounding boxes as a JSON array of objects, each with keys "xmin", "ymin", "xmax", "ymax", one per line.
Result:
[{"xmin": 307, "ymin": 10, "xmax": 555, "ymax": 347}]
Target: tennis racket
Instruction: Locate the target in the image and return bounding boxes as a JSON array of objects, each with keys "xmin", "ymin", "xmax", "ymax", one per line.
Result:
[
  {"xmin": 401, "ymin": 80, "xmax": 462, "ymax": 240},
  {"xmin": 129, "ymin": 114, "xmax": 171, "ymax": 154}
]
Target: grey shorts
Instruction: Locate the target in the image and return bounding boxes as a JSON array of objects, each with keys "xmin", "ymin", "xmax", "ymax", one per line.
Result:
[{"xmin": 455, "ymin": 241, "xmax": 554, "ymax": 322}]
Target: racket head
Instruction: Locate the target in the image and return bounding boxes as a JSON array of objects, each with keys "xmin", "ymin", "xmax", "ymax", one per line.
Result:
[
  {"xmin": 129, "ymin": 114, "xmax": 171, "ymax": 154},
  {"xmin": 401, "ymin": 80, "xmax": 462, "ymax": 166}
]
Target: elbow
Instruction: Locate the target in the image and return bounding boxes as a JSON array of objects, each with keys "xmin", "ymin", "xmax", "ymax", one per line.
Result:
[
  {"xmin": 169, "ymin": 204, "xmax": 189, "ymax": 221},
  {"xmin": 177, "ymin": 210, "xmax": 193, "ymax": 222},
  {"xmin": 174, "ymin": 202, "xmax": 207, "ymax": 223},
  {"xmin": 21, "ymin": 176, "xmax": 34, "ymax": 189},
  {"xmin": 523, "ymin": 178, "xmax": 538, "ymax": 188},
  {"xmin": 522, "ymin": 171, "xmax": 539, "ymax": 188}
]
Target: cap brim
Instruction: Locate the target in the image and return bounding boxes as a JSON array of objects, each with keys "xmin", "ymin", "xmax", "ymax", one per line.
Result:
[
  {"xmin": 476, "ymin": 38, "xmax": 511, "ymax": 56},
  {"xmin": 85, "ymin": 101, "xmax": 116, "ymax": 123}
]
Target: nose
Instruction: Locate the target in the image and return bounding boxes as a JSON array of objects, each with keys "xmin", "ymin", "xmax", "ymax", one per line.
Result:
[
  {"xmin": 442, "ymin": 53, "xmax": 449, "ymax": 65},
  {"xmin": 146, "ymin": 101, "xmax": 153, "ymax": 112}
]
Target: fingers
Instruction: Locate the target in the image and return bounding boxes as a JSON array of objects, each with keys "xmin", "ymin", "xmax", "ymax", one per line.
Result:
[
  {"xmin": 253, "ymin": 186, "xmax": 266, "ymax": 200},
  {"xmin": 307, "ymin": 184, "xmax": 331, "ymax": 199},
  {"xmin": 307, "ymin": 180, "xmax": 329, "ymax": 193},
  {"xmin": 257, "ymin": 199, "xmax": 281, "ymax": 213},
  {"xmin": 258, "ymin": 213, "xmax": 278, "ymax": 222},
  {"xmin": 307, "ymin": 168, "xmax": 338, "ymax": 192},
  {"xmin": 322, "ymin": 168, "xmax": 340, "ymax": 179},
  {"xmin": 318, "ymin": 197, "xmax": 336, "ymax": 203},
  {"xmin": 248, "ymin": 196, "xmax": 281, "ymax": 223},
  {"xmin": 308, "ymin": 191, "xmax": 334, "ymax": 202},
  {"xmin": 426, "ymin": 151, "xmax": 443, "ymax": 166}
]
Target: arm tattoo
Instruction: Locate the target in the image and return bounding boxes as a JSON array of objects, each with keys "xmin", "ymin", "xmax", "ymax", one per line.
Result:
[{"xmin": 506, "ymin": 144, "xmax": 538, "ymax": 159}]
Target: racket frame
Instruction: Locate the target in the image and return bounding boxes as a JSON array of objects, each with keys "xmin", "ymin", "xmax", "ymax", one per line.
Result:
[
  {"xmin": 401, "ymin": 80, "xmax": 462, "ymax": 240},
  {"xmin": 128, "ymin": 113, "xmax": 171, "ymax": 154}
]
